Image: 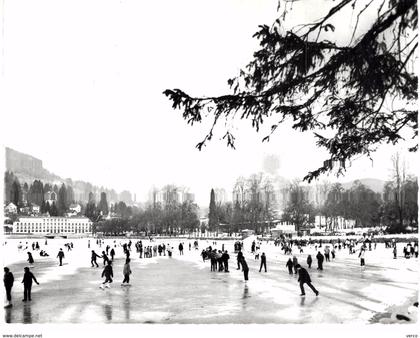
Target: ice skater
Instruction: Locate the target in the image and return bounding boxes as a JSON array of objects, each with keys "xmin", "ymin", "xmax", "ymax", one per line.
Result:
[
  {"xmin": 91, "ymin": 250, "xmax": 101, "ymax": 267},
  {"xmin": 237, "ymin": 251, "xmax": 244, "ymax": 271},
  {"xmin": 292, "ymin": 256, "xmax": 299, "ymax": 274},
  {"xmin": 286, "ymin": 258, "xmax": 294, "ymax": 274},
  {"xmin": 110, "ymin": 248, "xmax": 115, "ymax": 261},
  {"xmin": 179, "ymin": 243, "xmax": 184, "ymax": 255},
  {"xmin": 359, "ymin": 247, "xmax": 366, "ymax": 267},
  {"xmin": 240, "ymin": 256, "xmax": 249, "ymax": 281},
  {"xmin": 102, "ymin": 251, "xmax": 110, "ymax": 266},
  {"xmin": 4, "ymin": 267, "xmax": 14, "ymax": 308},
  {"xmin": 222, "ymin": 250, "xmax": 230, "ymax": 272},
  {"xmin": 316, "ymin": 251, "xmax": 324, "ymax": 270},
  {"xmin": 27, "ymin": 252, "xmax": 34, "ymax": 264},
  {"xmin": 121, "ymin": 258, "xmax": 132, "ymax": 286},
  {"xmin": 101, "ymin": 261, "xmax": 113, "ymax": 289},
  {"xmin": 259, "ymin": 252, "xmax": 267, "ymax": 272},
  {"xmin": 57, "ymin": 248, "xmax": 65, "ymax": 266},
  {"xmin": 307, "ymin": 254, "xmax": 312, "ymax": 269},
  {"xmin": 297, "ymin": 265, "xmax": 318, "ymax": 296},
  {"xmin": 21, "ymin": 267, "xmax": 39, "ymax": 301}
]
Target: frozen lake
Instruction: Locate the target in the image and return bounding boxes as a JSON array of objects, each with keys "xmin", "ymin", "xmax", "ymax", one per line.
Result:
[{"xmin": 1, "ymin": 237, "xmax": 418, "ymax": 324}]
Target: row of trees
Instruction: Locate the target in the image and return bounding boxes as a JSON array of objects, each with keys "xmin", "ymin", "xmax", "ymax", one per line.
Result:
[
  {"xmin": 95, "ymin": 200, "xmax": 200, "ymax": 236},
  {"xmin": 206, "ymin": 155, "xmax": 418, "ymax": 235}
]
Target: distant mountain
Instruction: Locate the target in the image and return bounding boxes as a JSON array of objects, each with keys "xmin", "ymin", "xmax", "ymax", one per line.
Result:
[
  {"xmin": 6, "ymin": 147, "xmax": 62, "ymax": 183},
  {"xmin": 5, "ymin": 147, "xmax": 134, "ymax": 205},
  {"xmin": 341, "ymin": 178, "xmax": 387, "ymax": 193}
]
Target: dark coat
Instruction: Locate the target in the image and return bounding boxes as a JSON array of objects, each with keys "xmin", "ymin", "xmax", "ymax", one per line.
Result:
[
  {"xmin": 298, "ymin": 268, "xmax": 312, "ymax": 283},
  {"xmin": 102, "ymin": 265, "xmax": 113, "ymax": 278},
  {"xmin": 222, "ymin": 253, "xmax": 230, "ymax": 262},
  {"xmin": 22, "ymin": 271, "xmax": 38, "ymax": 285},
  {"xmin": 286, "ymin": 260, "xmax": 293, "ymax": 268},
  {"xmin": 316, "ymin": 252, "xmax": 324, "ymax": 262},
  {"xmin": 241, "ymin": 258, "xmax": 249, "ymax": 271},
  {"xmin": 91, "ymin": 252, "xmax": 100, "ymax": 260},
  {"xmin": 57, "ymin": 250, "xmax": 65, "ymax": 259},
  {"xmin": 261, "ymin": 254, "xmax": 266, "ymax": 263},
  {"xmin": 4, "ymin": 271, "xmax": 14, "ymax": 287}
]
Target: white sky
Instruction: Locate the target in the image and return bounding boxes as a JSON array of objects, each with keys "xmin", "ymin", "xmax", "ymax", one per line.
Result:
[{"xmin": 1, "ymin": 0, "xmax": 418, "ymax": 206}]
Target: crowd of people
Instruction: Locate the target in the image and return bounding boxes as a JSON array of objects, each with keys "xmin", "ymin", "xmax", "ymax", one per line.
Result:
[{"xmin": 3, "ymin": 235, "xmax": 418, "ymax": 311}]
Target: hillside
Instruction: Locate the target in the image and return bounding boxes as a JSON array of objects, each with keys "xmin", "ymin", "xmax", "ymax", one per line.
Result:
[{"xmin": 4, "ymin": 147, "xmax": 133, "ymax": 205}]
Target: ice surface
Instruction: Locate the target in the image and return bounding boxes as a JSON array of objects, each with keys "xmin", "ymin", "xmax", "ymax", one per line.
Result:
[{"xmin": 1, "ymin": 237, "xmax": 418, "ymax": 324}]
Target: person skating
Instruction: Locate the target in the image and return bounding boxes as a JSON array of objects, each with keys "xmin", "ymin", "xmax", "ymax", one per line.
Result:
[
  {"xmin": 359, "ymin": 247, "xmax": 366, "ymax": 266},
  {"xmin": 393, "ymin": 245, "xmax": 397, "ymax": 259},
  {"xmin": 110, "ymin": 248, "xmax": 115, "ymax": 261},
  {"xmin": 240, "ymin": 257, "xmax": 249, "ymax": 281},
  {"xmin": 307, "ymin": 255, "xmax": 313, "ymax": 269},
  {"xmin": 297, "ymin": 264, "xmax": 319, "ymax": 296},
  {"xmin": 102, "ymin": 251, "xmax": 110, "ymax": 266},
  {"xmin": 286, "ymin": 258, "xmax": 294, "ymax": 274},
  {"xmin": 259, "ymin": 252, "xmax": 267, "ymax": 272},
  {"xmin": 27, "ymin": 252, "xmax": 34, "ymax": 264},
  {"xmin": 4, "ymin": 267, "xmax": 14, "ymax": 308},
  {"xmin": 237, "ymin": 251, "xmax": 244, "ymax": 271},
  {"xmin": 324, "ymin": 246, "xmax": 330, "ymax": 262},
  {"xmin": 292, "ymin": 256, "xmax": 299, "ymax": 274},
  {"xmin": 91, "ymin": 250, "xmax": 101, "ymax": 267},
  {"xmin": 121, "ymin": 258, "xmax": 132, "ymax": 286},
  {"xmin": 222, "ymin": 250, "xmax": 230, "ymax": 272},
  {"xmin": 179, "ymin": 243, "xmax": 184, "ymax": 255},
  {"xmin": 57, "ymin": 248, "xmax": 65, "ymax": 266},
  {"xmin": 316, "ymin": 251, "xmax": 324, "ymax": 270},
  {"xmin": 101, "ymin": 261, "xmax": 113, "ymax": 289},
  {"xmin": 21, "ymin": 267, "xmax": 39, "ymax": 301}
]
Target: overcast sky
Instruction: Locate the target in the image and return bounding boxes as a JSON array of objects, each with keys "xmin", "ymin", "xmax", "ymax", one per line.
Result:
[{"xmin": 1, "ymin": 0, "xmax": 418, "ymax": 206}]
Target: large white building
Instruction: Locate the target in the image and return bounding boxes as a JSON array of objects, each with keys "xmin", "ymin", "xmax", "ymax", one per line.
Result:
[{"xmin": 13, "ymin": 216, "xmax": 92, "ymax": 235}]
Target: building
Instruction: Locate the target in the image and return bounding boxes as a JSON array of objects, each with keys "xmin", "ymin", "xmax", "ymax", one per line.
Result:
[
  {"xmin": 44, "ymin": 190, "xmax": 57, "ymax": 205},
  {"xmin": 149, "ymin": 185, "xmax": 195, "ymax": 206},
  {"xmin": 13, "ymin": 216, "xmax": 92, "ymax": 235},
  {"xmin": 69, "ymin": 203, "xmax": 82, "ymax": 214},
  {"xmin": 31, "ymin": 204, "xmax": 40, "ymax": 214},
  {"xmin": 5, "ymin": 203, "xmax": 18, "ymax": 214},
  {"xmin": 270, "ymin": 222, "xmax": 297, "ymax": 237}
]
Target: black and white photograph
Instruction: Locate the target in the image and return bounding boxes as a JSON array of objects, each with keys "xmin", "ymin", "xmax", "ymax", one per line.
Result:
[{"xmin": 0, "ymin": 0, "xmax": 418, "ymax": 337}]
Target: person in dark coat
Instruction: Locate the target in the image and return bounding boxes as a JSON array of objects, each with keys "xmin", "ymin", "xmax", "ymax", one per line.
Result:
[
  {"xmin": 259, "ymin": 252, "xmax": 267, "ymax": 272},
  {"xmin": 237, "ymin": 251, "xmax": 243, "ymax": 270},
  {"xmin": 21, "ymin": 267, "xmax": 39, "ymax": 301},
  {"xmin": 91, "ymin": 250, "xmax": 101, "ymax": 267},
  {"xmin": 286, "ymin": 258, "xmax": 294, "ymax": 274},
  {"xmin": 222, "ymin": 251, "xmax": 230, "ymax": 272},
  {"xmin": 240, "ymin": 257, "xmax": 249, "ymax": 281},
  {"xmin": 316, "ymin": 251, "xmax": 324, "ymax": 270},
  {"xmin": 27, "ymin": 252, "xmax": 34, "ymax": 264},
  {"xmin": 307, "ymin": 255, "xmax": 313, "ymax": 269},
  {"xmin": 102, "ymin": 251, "xmax": 110, "ymax": 266},
  {"xmin": 110, "ymin": 248, "xmax": 115, "ymax": 261},
  {"xmin": 57, "ymin": 248, "xmax": 65, "ymax": 266},
  {"xmin": 292, "ymin": 256, "xmax": 299, "ymax": 274},
  {"xmin": 297, "ymin": 264, "xmax": 319, "ymax": 296},
  {"xmin": 179, "ymin": 243, "xmax": 184, "ymax": 255},
  {"xmin": 4, "ymin": 267, "xmax": 14, "ymax": 308},
  {"xmin": 101, "ymin": 261, "xmax": 113, "ymax": 287}
]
